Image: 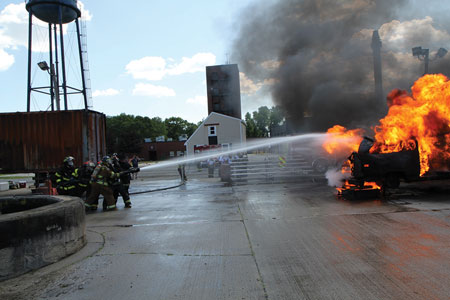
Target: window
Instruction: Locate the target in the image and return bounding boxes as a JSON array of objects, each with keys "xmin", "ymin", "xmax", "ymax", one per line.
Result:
[
  {"xmin": 208, "ymin": 126, "xmax": 216, "ymax": 136},
  {"xmin": 211, "ymin": 72, "xmax": 219, "ymax": 80},
  {"xmin": 211, "ymin": 88, "xmax": 219, "ymax": 95}
]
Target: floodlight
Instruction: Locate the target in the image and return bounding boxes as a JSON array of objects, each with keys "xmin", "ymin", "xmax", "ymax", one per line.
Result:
[
  {"xmin": 412, "ymin": 45, "xmax": 445, "ymax": 75},
  {"xmin": 37, "ymin": 61, "xmax": 49, "ymax": 71},
  {"xmin": 436, "ymin": 48, "xmax": 448, "ymax": 58},
  {"xmin": 412, "ymin": 47, "xmax": 423, "ymax": 57}
]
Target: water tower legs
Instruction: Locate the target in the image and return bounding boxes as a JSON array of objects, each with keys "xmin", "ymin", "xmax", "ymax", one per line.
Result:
[
  {"xmin": 58, "ymin": 7, "xmax": 68, "ymax": 110},
  {"xmin": 26, "ymin": 11, "xmax": 32, "ymax": 112},
  {"xmin": 75, "ymin": 18, "xmax": 88, "ymax": 110},
  {"xmin": 48, "ymin": 23, "xmax": 54, "ymax": 111}
]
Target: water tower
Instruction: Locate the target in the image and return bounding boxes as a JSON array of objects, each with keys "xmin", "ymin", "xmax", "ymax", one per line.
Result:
[{"xmin": 26, "ymin": 0, "xmax": 88, "ymax": 111}]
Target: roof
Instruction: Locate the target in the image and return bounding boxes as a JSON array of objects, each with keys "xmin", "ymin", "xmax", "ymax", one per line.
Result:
[
  {"xmin": 206, "ymin": 64, "xmax": 239, "ymax": 70},
  {"xmin": 184, "ymin": 112, "xmax": 245, "ymax": 146}
]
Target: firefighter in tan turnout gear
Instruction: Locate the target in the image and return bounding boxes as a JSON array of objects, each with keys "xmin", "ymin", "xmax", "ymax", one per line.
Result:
[{"xmin": 85, "ymin": 156, "xmax": 119, "ymax": 212}]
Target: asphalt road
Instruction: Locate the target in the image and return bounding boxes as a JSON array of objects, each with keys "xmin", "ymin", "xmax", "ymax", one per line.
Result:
[{"xmin": 1, "ymin": 165, "xmax": 450, "ymax": 300}]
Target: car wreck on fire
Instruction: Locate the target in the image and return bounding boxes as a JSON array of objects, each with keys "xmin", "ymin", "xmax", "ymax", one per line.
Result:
[{"xmin": 349, "ymin": 137, "xmax": 421, "ymax": 189}]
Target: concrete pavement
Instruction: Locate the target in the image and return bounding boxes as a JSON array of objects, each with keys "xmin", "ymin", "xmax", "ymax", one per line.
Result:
[{"xmin": 1, "ymin": 166, "xmax": 450, "ymax": 299}]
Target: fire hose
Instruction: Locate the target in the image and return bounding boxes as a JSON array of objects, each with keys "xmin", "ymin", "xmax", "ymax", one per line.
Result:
[
  {"xmin": 129, "ymin": 181, "xmax": 185, "ymax": 195},
  {"xmin": 123, "ymin": 167, "xmax": 186, "ymax": 195}
]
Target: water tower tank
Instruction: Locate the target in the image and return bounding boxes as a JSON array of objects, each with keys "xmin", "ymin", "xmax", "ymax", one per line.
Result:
[{"xmin": 26, "ymin": 0, "xmax": 81, "ymax": 24}]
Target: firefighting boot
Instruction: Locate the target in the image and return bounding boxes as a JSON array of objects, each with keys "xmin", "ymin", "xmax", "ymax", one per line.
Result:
[
  {"xmin": 85, "ymin": 204, "xmax": 98, "ymax": 212},
  {"xmin": 105, "ymin": 203, "xmax": 118, "ymax": 211}
]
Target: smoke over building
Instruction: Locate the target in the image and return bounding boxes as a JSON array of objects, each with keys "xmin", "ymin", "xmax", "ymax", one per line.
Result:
[{"xmin": 231, "ymin": 0, "xmax": 450, "ymax": 132}]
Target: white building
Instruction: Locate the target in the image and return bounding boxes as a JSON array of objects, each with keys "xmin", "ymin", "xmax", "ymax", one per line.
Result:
[{"xmin": 184, "ymin": 112, "xmax": 246, "ymax": 156}]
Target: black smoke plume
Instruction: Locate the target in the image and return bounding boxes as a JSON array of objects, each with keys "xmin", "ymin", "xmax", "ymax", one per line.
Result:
[{"xmin": 232, "ymin": 0, "xmax": 450, "ymax": 132}]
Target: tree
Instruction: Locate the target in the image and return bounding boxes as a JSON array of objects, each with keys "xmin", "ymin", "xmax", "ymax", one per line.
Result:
[
  {"xmin": 106, "ymin": 114, "xmax": 142, "ymax": 154},
  {"xmin": 106, "ymin": 114, "xmax": 199, "ymax": 153},
  {"xmin": 269, "ymin": 106, "xmax": 285, "ymax": 129},
  {"xmin": 244, "ymin": 106, "xmax": 286, "ymax": 138},
  {"xmin": 106, "ymin": 114, "xmax": 168, "ymax": 154},
  {"xmin": 148, "ymin": 117, "xmax": 167, "ymax": 138},
  {"xmin": 245, "ymin": 112, "xmax": 258, "ymax": 137},
  {"xmin": 164, "ymin": 117, "xmax": 198, "ymax": 141},
  {"xmin": 253, "ymin": 106, "xmax": 271, "ymax": 137}
]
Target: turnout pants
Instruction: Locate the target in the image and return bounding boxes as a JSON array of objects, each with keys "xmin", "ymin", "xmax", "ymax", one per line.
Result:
[
  {"xmin": 113, "ymin": 183, "xmax": 131, "ymax": 204},
  {"xmin": 85, "ymin": 182, "xmax": 116, "ymax": 210}
]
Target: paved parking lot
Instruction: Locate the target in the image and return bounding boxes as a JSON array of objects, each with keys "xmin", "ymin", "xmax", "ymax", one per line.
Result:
[{"xmin": 1, "ymin": 166, "xmax": 450, "ymax": 300}]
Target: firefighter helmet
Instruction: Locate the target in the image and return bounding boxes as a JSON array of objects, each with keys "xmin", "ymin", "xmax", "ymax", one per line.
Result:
[
  {"xmin": 63, "ymin": 156, "xmax": 75, "ymax": 167},
  {"xmin": 102, "ymin": 156, "xmax": 112, "ymax": 166},
  {"xmin": 83, "ymin": 160, "xmax": 96, "ymax": 168}
]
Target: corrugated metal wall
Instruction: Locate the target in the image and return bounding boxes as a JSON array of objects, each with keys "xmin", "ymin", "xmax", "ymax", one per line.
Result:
[{"xmin": 0, "ymin": 110, "xmax": 106, "ymax": 173}]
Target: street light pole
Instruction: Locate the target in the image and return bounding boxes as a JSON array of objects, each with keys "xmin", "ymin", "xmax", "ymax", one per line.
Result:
[
  {"xmin": 423, "ymin": 49, "xmax": 429, "ymax": 74},
  {"xmin": 412, "ymin": 46, "xmax": 446, "ymax": 75},
  {"xmin": 50, "ymin": 64, "xmax": 61, "ymax": 111},
  {"xmin": 37, "ymin": 61, "xmax": 61, "ymax": 111}
]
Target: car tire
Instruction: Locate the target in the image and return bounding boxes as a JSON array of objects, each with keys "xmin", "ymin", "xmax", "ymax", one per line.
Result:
[
  {"xmin": 385, "ymin": 173, "xmax": 400, "ymax": 188},
  {"xmin": 312, "ymin": 158, "xmax": 329, "ymax": 173}
]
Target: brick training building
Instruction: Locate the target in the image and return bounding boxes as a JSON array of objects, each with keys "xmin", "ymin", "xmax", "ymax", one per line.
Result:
[{"xmin": 139, "ymin": 141, "xmax": 186, "ymax": 161}]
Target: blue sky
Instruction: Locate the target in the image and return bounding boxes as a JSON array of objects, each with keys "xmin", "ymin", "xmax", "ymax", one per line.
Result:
[
  {"xmin": 0, "ymin": 0, "xmax": 264, "ymax": 123},
  {"xmin": 2, "ymin": 0, "xmax": 450, "ymax": 124}
]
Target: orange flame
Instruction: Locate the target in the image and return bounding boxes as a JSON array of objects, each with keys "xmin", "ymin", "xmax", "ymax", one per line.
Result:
[
  {"xmin": 324, "ymin": 74, "xmax": 450, "ymax": 177},
  {"xmin": 323, "ymin": 125, "xmax": 364, "ymax": 157},
  {"xmin": 372, "ymin": 74, "xmax": 450, "ymax": 175},
  {"xmin": 336, "ymin": 181, "xmax": 381, "ymax": 195}
]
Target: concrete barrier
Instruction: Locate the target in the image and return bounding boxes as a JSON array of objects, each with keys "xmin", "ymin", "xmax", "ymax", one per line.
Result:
[
  {"xmin": 0, "ymin": 182, "xmax": 8, "ymax": 191},
  {"xmin": 219, "ymin": 164, "xmax": 231, "ymax": 183},
  {"xmin": 0, "ymin": 195, "xmax": 86, "ymax": 282}
]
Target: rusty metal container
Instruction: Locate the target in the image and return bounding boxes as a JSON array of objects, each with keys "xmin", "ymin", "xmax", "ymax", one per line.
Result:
[{"xmin": 0, "ymin": 110, "xmax": 106, "ymax": 173}]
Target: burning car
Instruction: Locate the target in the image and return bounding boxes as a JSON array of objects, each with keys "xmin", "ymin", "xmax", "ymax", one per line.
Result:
[
  {"xmin": 349, "ymin": 137, "xmax": 420, "ymax": 188},
  {"xmin": 323, "ymin": 74, "xmax": 450, "ymax": 198}
]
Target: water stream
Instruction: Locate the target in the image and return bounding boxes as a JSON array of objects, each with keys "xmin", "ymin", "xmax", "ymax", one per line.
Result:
[{"xmin": 140, "ymin": 133, "xmax": 328, "ymax": 171}]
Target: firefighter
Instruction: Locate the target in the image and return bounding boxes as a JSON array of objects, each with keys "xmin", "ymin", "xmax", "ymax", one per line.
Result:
[
  {"xmin": 74, "ymin": 160, "xmax": 96, "ymax": 198},
  {"xmin": 54, "ymin": 156, "xmax": 78, "ymax": 196},
  {"xmin": 85, "ymin": 156, "xmax": 119, "ymax": 212},
  {"xmin": 110, "ymin": 154, "xmax": 133, "ymax": 208},
  {"xmin": 131, "ymin": 155, "xmax": 140, "ymax": 179},
  {"xmin": 177, "ymin": 164, "xmax": 187, "ymax": 181},
  {"xmin": 207, "ymin": 158, "xmax": 215, "ymax": 178}
]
